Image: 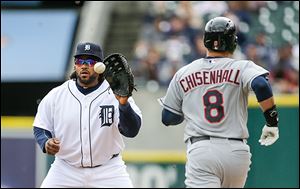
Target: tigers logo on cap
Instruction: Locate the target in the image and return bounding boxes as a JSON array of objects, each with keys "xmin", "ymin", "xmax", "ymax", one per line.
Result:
[
  {"xmin": 85, "ymin": 44, "xmax": 91, "ymax": 51},
  {"xmin": 74, "ymin": 42, "xmax": 103, "ymax": 61}
]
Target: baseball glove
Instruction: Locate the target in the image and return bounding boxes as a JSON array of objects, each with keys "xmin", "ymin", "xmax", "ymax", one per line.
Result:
[{"xmin": 103, "ymin": 53, "xmax": 136, "ymax": 97}]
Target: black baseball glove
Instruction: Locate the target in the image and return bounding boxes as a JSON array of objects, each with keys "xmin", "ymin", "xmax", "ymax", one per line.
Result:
[{"xmin": 103, "ymin": 53, "xmax": 136, "ymax": 97}]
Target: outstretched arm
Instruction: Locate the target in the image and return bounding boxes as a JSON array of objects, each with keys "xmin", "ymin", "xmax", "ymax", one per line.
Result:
[
  {"xmin": 251, "ymin": 75, "xmax": 279, "ymax": 146},
  {"xmin": 116, "ymin": 96, "xmax": 141, "ymax": 138}
]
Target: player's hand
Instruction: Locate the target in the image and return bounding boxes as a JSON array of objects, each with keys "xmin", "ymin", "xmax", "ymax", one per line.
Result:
[
  {"xmin": 115, "ymin": 94, "xmax": 129, "ymax": 105},
  {"xmin": 259, "ymin": 125, "xmax": 279, "ymax": 146},
  {"xmin": 45, "ymin": 138, "xmax": 60, "ymax": 155}
]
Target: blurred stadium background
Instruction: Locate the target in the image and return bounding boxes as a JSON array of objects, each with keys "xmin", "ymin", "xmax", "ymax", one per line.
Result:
[{"xmin": 1, "ymin": 1, "xmax": 298, "ymax": 188}]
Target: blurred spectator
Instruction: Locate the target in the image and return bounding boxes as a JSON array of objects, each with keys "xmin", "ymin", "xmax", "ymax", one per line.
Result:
[
  {"xmin": 245, "ymin": 31, "xmax": 277, "ymax": 71},
  {"xmin": 192, "ymin": 1, "xmax": 228, "ymax": 18},
  {"xmin": 139, "ymin": 16, "xmax": 166, "ymax": 44},
  {"xmin": 227, "ymin": 1, "xmax": 252, "ymax": 24},
  {"xmin": 253, "ymin": 31, "xmax": 277, "ymax": 70},
  {"xmin": 222, "ymin": 11, "xmax": 249, "ymax": 50},
  {"xmin": 175, "ymin": 1, "xmax": 203, "ymax": 29},
  {"xmin": 245, "ymin": 44, "xmax": 261, "ymax": 66},
  {"xmin": 270, "ymin": 42, "xmax": 299, "ymax": 93},
  {"xmin": 190, "ymin": 33, "xmax": 207, "ymax": 60},
  {"xmin": 133, "ymin": 44, "xmax": 162, "ymax": 82},
  {"xmin": 247, "ymin": 1, "xmax": 268, "ymax": 12},
  {"xmin": 164, "ymin": 14, "xmax": 197, "ymax": 63},
  {"xmin": 159, "ymin": 37, "xmax": 187, "ymax": 85}
]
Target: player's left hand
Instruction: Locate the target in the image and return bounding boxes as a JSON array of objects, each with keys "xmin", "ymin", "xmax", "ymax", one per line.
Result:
[
  {"xmin": 115, "ymin": 95, "xmax": 129, "ymax": 105},
  {"xmin": 259, "ymin": 125, "xmax": 279, "ymax": 146}
]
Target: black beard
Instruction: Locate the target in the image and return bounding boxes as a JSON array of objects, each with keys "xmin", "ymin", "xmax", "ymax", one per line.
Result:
[{"xmin": 77, "ymin": 73, "xmax": 97, "ymax": 85}]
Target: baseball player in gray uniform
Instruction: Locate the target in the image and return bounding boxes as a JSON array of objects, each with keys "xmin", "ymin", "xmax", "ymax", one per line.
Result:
[
  {"xmin": 33, "ymin": 42, "xmax": 142, "ymax": 187},
  {"xmin": 159, "ymin": 17, "xmax": 279, "ymax": 188}
]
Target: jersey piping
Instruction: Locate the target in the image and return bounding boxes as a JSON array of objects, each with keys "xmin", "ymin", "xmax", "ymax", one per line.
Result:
[
  {"xmin": 67, "ymin": 83, "xmax": 84, "ymax": 167},
  {"xmin": 68, "ymin": 82, "xmax": 111, "ymax": 167},
  {"xmin": 88, "ymin": 86, "xmax": 110, "ymax": 167}
]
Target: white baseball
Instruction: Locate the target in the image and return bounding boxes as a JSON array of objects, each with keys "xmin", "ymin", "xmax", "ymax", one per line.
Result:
[{"xmin": 94, "ymin": 62, "xmax": 106, "ymax": 74}]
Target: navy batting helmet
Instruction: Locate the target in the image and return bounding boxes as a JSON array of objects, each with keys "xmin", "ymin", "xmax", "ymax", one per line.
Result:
[{"xmin": 204, "ymin": 17, "xmax": 237, "ymax": 53}]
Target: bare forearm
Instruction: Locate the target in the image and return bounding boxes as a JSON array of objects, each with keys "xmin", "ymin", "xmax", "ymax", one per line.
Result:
[{"xmin": 258, "ymin": 97, "xmax": 275, "ymax": 112}]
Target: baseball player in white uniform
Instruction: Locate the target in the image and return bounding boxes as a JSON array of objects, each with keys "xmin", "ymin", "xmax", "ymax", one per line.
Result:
[
  {"xmin": 33, "ymin": 42, "xmax": 142, "ymax": 188},
  {"xmin": 159, "ymin": 17, "xmax": 279, "ymax": 188}
]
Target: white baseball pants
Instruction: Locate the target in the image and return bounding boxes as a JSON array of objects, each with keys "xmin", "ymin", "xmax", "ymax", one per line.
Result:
[{"xmin": 41, "ymin": 155, "xmax": 133, "ymax": 188}]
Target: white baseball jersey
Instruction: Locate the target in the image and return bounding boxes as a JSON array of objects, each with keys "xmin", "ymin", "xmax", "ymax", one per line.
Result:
[
  {"xmin": 33, "ymin": 79, "xmax": 142, "ymax": 167},
  {"xmin": 160, "ymin": 57, "xmax": 268, "ymax": 142}
]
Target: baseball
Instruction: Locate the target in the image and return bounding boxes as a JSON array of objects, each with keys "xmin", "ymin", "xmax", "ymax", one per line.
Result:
[{"xmin": 94, "ymin": 62, "xmax": 106, "ymax": 74}]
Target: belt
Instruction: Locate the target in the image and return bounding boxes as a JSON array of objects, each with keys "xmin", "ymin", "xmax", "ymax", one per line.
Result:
[
  {"xmin": 82, "ymin": 153, "xmax": 119, "ymax": 168},
  {"xmin": 190, "ymin": 136, "xmax": 243, "ymax": 144},
  {"xmin": 111, "ymin": 153, "xmax": 119, "ymax": 159}
]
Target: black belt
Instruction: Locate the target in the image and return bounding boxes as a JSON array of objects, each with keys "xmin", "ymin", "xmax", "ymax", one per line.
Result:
[
  {"xmin": 82, "ymin": 153, "xmax": 119, "ymax": 168},
  {"xmin": 111, "ymin": 153, "xmax": 119, "ymax": 159},
  {"xmin": 190, "ymin": 136, "xmax": 243, "ymax": 144}
]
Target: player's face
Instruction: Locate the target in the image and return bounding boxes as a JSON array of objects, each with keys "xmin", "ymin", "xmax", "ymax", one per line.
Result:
[{"xmin": 74, "ymin": 55, "xmax": 99, "ymax": 86}]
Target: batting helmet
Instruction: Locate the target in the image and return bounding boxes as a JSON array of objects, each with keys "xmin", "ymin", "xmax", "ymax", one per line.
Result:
[{"xmin": 204, "ymin": 17, "xmax": 237, "ymax": 53}]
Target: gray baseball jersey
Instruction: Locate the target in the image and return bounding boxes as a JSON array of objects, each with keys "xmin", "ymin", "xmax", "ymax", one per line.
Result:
[{"xmin": 160, "ymin": 57, "xmax": 268, "ymax": 142}]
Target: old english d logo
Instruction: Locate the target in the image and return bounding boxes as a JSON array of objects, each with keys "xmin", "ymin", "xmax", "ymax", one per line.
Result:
[
  {"xmin": 85, "ymin": 44, "xmax": 90, "ymax": 51},
  {"xmin": 99, "ymin": 105, "xmax": 114, "ymax": 127}
]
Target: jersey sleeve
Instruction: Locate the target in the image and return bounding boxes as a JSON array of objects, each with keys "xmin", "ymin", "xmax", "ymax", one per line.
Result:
[
  {"xmin": 241, "ymin": 61, "xmax": 269, "ymax": 91},
  {"xmin": 128, "ymin": 97, "xmax": 142, "ymax": 120},
  {"xmin": 159, "ymin": 73, "xmax": 183, "ymax": 116},
  {"xmin": 32, "ymin": 89, "xmax": 55, "ymax": 133},
  {"xmin": 114, "ymin": 97, "xmax": 142, "ymax": 129},
  {"xmin": 118, "ymin": 98, "xmax": 142, "ymax": 137}
]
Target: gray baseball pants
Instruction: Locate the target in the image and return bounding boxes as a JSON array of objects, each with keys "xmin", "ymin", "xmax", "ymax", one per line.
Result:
[{"xmin": 185, "ymin": 137, "xmax": 251, "ymax": 188}]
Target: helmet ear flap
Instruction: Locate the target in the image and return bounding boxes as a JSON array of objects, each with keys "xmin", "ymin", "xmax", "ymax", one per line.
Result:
[{"xmin": 229, "ymin": 36, "xmax": 238, "ymax": 53}]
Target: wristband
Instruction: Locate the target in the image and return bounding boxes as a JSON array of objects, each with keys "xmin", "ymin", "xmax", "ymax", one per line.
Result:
[{"xmin": 263, "ymin": 105, "xmax": 279, "ymax": 127}]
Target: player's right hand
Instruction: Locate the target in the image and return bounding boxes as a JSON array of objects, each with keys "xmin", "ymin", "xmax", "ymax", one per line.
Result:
[
  {"xmin": 259, "ymin": 125, "xmax": 279, "ymax": 146},
  {"xmin": 45, "ymin": 138, "xmax": 60, "ymax": 155}
]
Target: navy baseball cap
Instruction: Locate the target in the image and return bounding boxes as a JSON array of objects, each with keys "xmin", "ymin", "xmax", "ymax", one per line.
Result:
[{"xmin": 74, "ymin": 42, "xmax": 103, "ymax": 61}]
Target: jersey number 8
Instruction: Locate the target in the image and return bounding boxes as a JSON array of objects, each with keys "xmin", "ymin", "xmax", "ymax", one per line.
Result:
[{"xmin": 203, "ymin": 90, "xmax": 224, "ymax": 123}]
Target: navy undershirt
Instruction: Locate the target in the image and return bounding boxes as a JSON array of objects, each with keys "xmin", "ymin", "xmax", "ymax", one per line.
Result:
[
  {"xmin": 75, "ymin": 80, "xmax": 102, "ymax": 95},
  {"xmin": 161, "ymin": 109, "xmax": 184, "ymax": 126},
  {"xmin": 33, "ymin": 127, "xmax": 52, "ymax": 153},
  {"xmin": 118, "ymin": 102, "xmax": 141, "ymax": 137},
  {"xmin": 251, "ymin": 75, "xmax": 273, "ymax": 102}
]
